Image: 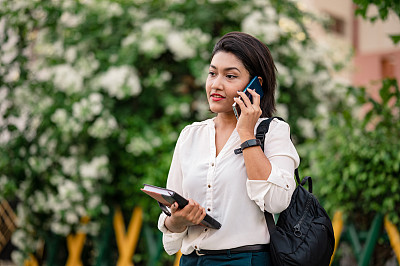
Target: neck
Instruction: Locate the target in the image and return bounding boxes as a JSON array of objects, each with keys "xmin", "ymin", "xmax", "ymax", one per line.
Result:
[{"xmin": 214, "ymin": 113, "xmax": 237, "ymax": 129}]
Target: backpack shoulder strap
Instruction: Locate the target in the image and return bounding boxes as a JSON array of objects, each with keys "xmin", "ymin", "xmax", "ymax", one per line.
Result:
[
  {"xmin": 255, "ymin": 117, "xmax": 301, "ymax": 186},
  {"xmin": 256, "ymin": 117, "xmax": 284, "ymax": 151}
]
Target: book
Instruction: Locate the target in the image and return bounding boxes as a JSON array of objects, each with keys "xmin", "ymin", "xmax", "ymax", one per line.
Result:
[{"xmin": 141, "ymin": 184, "xmax": 221, "ymax": 229}]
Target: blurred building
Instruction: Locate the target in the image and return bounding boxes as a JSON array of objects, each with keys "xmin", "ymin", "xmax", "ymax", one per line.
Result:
[{"xmin": 303, "ymin": 0, "xmax": 400, "ymax": 99}]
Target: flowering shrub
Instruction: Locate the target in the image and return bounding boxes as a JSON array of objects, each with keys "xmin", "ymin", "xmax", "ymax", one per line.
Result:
[{"xmin": 0, "ymin": 0, "xmax": 349, "ymax": 263}]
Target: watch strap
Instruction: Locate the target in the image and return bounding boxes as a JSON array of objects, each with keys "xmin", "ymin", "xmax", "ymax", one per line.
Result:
[{"xmin": 234, "ymin": 139, "xmax": 261, "ymax": 154}]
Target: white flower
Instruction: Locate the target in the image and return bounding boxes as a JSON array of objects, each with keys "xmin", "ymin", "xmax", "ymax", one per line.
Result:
[
  {"xmin": 263, "ymin": 6, "xmax": 277, "ymax": 21},
  {"xmin": 11, "ymin": 251, "xmax": 24, "ymax": 266},
  {"xmin": 79, "ymin": 156, "xmax": 110, "ymax": 180},
  {"xmin": 276, "ymin": 104, "xmax": 288, "ymax": 120},
  {"xmin": 65, "ymin": 47, "xmax": 77, "ymax": 62},
  {"xmin": 60, "ymin": 12, "xmax": 83, "ymax": 28},
  {"xmin": 297, "ymin": 118, "xmax": 316, "ymax": 139},
  {"xmin": 193, "ymin": 98, "xmax": 210, "ymax": 120},
  {"xmin": 88, "ymin": 195, "xmax": 101, "ymax": 209},
  {"xmin": 279, "ymin": 17, "xmax": 301, "ymax": 33},
  {"xmin": 11, "ymin": 230, "xmax": 25, "ymax": 250},
  {"xmin": 75, "ymin": 53, "xmax": 99, "ymax": 77},
  {"xmin": 166, "ymin": 31, "xmax": 196, "ymax": 61},
  {"xmin": 58, "ymin": 179, "xmax": 79, "ymax": 199},
  {"xmin": 0, "ymin": 86, "xmax": 8, "ymax": 101},
  {"xmin": 50, "ymin": 222, "xmax": 70, "ymax": 236},
  {"xmin": 59, "ymin": 157, "xmax": 78, "ymax": 176},
  {"xmin": 0, "ymin": 17, "xmax": 6, "ymax": 43},
  {"xmin": 126, "ymin": 136, "xmax": 153, "ymax": 156},
  {"xmin": 8, "ymin": 111, "xmax": 28, "ymax": 132},
  {"xmin": 142, "ymin": 19, "xmax": 172, "ymax": 38},
  {"xmin": 122, "ymin": 33, "xmax": 137, "ymax": 47},
  {"xmin": 108, "ymin": 2, "xmax": 123, "ymax": 16},
  {"xmin": 72, "ymin": 95, "xmax": 103, "ymax": 122},
  {"xmin": 1, "ymin": 28, "xmax": 19, "ymax": 52},
  {"xmin": 139, "ymin": 37, "xmax": 166, "ymax": 57},
  {"xmin": 242, "ymin": 11, "xmax": 281, "ymax": 43},
  {"xmin": 101, "ymin": 205, "xmax": 109, "ymax": 214},
  {"xmin": 51, "ymin": 109, "xmax": 68, "ymax": 124},
  {"xmin": 28, "ymin": 156, "xmax": 52, "ymax": 173},
  {"xmin": 34, "ymin": 67, "xmax": 52, "ymax": 81},
  {"xmin": 275, "ymin": 62, "xmax": 293, "ymax": 86},
  {"xmin": 88, "ymin": 113, "xmax": 118, "ymax": 139},
  {"xmin": 52, "ymin": 64, "xmax": 83, "ymax": 94},
  {"xmin": 4, "ymin": 63, "xmax": 20, "ymax": 82},
  {"xmin": 76, "ymin": 205, "xmax": 87, "ymax": 217},
  {"xmin": 1, "ymin": 46, "xmax": 18, "ymax": 64},
  {"xmin": 65, "ymin": 211, "xmax": 79, "ymax": 224},
  {"xmin": 97, "ymin": 65, "xmax": 142, "ymax": 99},
  {"xmin": 179, "ymin": 103, "xmax": 190, "ymax": 117}
]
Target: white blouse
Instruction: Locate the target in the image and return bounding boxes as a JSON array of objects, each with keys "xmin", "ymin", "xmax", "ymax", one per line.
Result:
[{"xmin": 158, "ymin": 117, "xmax": 300, "ymax": 255}]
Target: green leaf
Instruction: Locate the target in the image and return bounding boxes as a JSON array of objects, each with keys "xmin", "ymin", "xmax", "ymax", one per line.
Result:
[{"xmin": 390, "ymin": 34, "xmax": 400, "ymax": 44}]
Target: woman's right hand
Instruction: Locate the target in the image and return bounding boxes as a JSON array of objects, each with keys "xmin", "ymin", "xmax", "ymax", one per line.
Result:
[{"xmin": 164, "ymin": 198, "xmax": 206, "ymax": 233}]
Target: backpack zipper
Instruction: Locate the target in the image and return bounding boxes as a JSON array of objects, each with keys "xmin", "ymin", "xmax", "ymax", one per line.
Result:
[{"xmin": 293, "ymin": 194, "xmax": 313, "ymax": 237}]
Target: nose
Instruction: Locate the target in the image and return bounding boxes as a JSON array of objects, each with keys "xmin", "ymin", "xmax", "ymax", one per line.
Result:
[{"xmin": 211, "ymin": 75, "xmax": 223, "ymax": 90}]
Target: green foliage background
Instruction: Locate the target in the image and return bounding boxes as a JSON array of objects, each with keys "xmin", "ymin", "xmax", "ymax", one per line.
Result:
[{"xmin": 0, "ymin": 0, "xmax": 398, "ymax": 265}]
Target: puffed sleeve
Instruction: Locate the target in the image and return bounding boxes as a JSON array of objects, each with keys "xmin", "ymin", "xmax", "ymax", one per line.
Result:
[
  {"xmin": 246, "ymin": 119, "xmax": 300, "ymax": 213},
  {"xmin": 157, "ymin": 128, "xmax": 189, "ymax": 255}
]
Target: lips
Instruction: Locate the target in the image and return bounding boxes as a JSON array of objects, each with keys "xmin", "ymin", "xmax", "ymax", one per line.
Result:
[{"xmin": 210, "ymin": 93, "xmax": 225, "ymax": 101}]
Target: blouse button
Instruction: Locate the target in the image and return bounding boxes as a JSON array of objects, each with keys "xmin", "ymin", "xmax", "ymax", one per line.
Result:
[
  {"xmin": 211, "ymin": 162, "xmax": 214, "ymax": 167},
  {"xmin": 286, "ymin": 185, "xmax": 289, "ymax": 188},
  {"xmin": 204, "ymin": 228, "xmax": 208, "ymax": 232},
  {"xmin": 207, "ymin": 208, "xmax": 211, "ymax": 211},
  {"xmin": 208, "ymin": 184, "xmax": 211, "ymax": 188},
  {"xmin": 195, "ymin": 245, "xmax": 198, "ymax": 249}
]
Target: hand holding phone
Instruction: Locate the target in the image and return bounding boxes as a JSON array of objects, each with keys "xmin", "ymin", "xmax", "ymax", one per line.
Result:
[{"xmin": 233, "ymin": 76, "xmax": 264, "ymax": 120}]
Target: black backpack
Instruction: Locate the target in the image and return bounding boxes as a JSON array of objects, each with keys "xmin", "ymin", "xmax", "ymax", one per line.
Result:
[{"xmin": 256, "ymin": 117, "xmax": 335, "ymax": 266}]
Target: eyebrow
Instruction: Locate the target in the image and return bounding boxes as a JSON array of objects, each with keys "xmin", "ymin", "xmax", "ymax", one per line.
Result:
[{"xmin": 209, "ymin": 64, "xmax": 241, "ymax": 73}]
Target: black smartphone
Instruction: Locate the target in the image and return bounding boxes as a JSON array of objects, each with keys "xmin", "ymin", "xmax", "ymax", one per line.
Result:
[{"xmin": 233, "ymin": 76, "xmax": 264, "ymax": 120}]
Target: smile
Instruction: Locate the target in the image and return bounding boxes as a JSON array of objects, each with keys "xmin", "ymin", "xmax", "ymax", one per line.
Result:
[{"xmin": 210, "ymin": 93, "xmax": 225, "ymax": 101}]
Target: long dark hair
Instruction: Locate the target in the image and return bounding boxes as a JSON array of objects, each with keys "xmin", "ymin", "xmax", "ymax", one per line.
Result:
[{"xmin": 211, "ymin": 32, "xmax": 277, "ymax": 118}]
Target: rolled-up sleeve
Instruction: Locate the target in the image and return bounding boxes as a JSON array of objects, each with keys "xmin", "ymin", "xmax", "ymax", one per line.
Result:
[
  {"xmin": 157, "ymin": 128, "xmax": 188, "ymax": 255},
  {"xmin": 246, "ymin": 119, "xmax": 300, "ymax": 213},
  {"xmin": 158, "ymin": 212, "xmax": 188, "ymax": 255}
]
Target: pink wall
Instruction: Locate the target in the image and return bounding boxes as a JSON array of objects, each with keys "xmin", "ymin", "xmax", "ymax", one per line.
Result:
[{"xmin": 352, "ymin": 50, "xmax": 400, "ymax": 100}]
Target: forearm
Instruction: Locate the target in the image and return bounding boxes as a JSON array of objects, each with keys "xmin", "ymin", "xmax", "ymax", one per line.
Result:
[{"xmin": 239, "ymin": 133, "xmax": 272, "ymax": 180}]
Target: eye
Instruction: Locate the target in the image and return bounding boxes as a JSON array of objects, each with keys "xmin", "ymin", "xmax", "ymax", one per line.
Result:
[
  {"xmin": 208, "ymin": 71, "xmax": 216, "ymax": 77},
  {"xmin": 226, "ymin": 74, "xmax": 238, "ymax": 79}
]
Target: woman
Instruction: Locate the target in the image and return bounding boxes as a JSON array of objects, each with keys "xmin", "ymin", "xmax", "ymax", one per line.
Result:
[{"xmin": 158, "ymin": 32, "xmax": 300, "ymax": 265}]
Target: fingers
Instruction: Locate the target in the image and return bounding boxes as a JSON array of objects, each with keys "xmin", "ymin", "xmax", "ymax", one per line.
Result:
[
  {"xmin": 186, "ymin": 199, "xmax": 205, "ymax": 224},
  {"xmin": 170, "ymin": 202, "xmax": 179, "ymax": 214},
  {"xmin": 236, "ymin": 91, "xmax": 251, "ymax": 107},
  {"xmin": 171, "ymin": 199, "xmax": 206, "ymax": 226},
  {"xmin": 235, "ymin": 89, "xmax": 262, "ymax": 118},
  {"xmin": 246, "ymin": 88, "xmax": 261, "ymax": 106}
]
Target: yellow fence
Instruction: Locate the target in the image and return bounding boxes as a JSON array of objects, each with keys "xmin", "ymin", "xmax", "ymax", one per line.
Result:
[{"xmin": 22, "ymin": 208, "xmax": 400, "ymax": 265}]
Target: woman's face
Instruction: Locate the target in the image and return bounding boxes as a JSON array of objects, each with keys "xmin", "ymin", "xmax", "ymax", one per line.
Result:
[{"xmin": 206, "ymin": 51, "xmax": 250, "ymax": 116}]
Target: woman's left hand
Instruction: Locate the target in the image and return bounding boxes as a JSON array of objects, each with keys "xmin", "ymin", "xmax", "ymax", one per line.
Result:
[{"xmin": 234, "ymin": 89, "xmax": 262, "ymax": 141}]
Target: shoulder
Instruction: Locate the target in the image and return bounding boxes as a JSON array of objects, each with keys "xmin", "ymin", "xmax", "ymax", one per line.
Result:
[
  {"xmin": 181, "ymin": 118, "xmax": 212, "ymax": 133},
  {"xmin": 257, "ymin": 117, "xmax": 290, "ymax": 134},
  {"xmin": 178, "ymin": 118, "xmax": 213, "ymax": 142}
]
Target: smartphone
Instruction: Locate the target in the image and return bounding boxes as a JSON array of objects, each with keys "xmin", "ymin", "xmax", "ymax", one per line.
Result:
[{"xmin": 233, "ymin": 76, "xmax": 264, "ymax": 120}]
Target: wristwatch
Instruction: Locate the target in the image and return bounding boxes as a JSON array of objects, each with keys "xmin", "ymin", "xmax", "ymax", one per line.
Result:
[{"xmin": 234, "ymin": 139, "xmax": 261, "ymax": 154}]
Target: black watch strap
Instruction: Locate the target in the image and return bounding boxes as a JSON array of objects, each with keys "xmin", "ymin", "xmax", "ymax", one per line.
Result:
[{"xmin": 234, "ymin": 139, "xmax": 261, "ymax": 155}]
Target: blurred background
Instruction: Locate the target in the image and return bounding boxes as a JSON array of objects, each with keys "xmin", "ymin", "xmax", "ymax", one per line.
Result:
[{"xmin": 0, "ymin": 0, "xmax": 399, "ymax": 265}]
